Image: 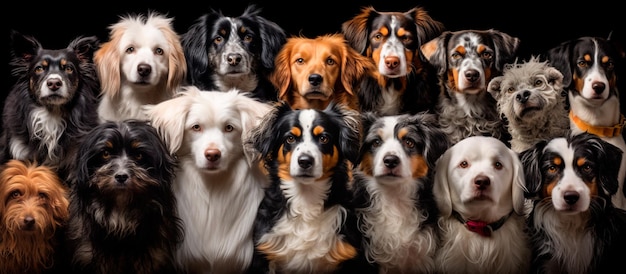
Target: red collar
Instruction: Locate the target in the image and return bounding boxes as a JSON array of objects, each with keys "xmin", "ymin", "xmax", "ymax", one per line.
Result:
[
  {"xmin": 452, "ymin": 211, "xmax": 513, "ymax": 237},
  {"xmin": 570, "ymin": 111, "xmax": 626, "ymax": 138}
]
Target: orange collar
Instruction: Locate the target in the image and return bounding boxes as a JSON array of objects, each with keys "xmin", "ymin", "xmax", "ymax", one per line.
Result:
[{"xmin": 569, "ymin": 111, "xmax": 626, "ymax": 138}]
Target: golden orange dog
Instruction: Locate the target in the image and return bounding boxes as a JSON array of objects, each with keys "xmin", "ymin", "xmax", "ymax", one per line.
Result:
[
  {"xmin": 270, "ymin": 33, "xmax": 375, "ymax": 110},
  {"xmin": 0, "ymin": 160, "xmax": 69, "ymax": 274}
]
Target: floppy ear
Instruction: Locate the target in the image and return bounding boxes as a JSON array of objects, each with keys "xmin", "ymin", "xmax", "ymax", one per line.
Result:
[
  {"xmin": 160, "ymin": 22, "xmax": 187, "ymax": 96},
  {"xmin": 509, "ymin": 148, "xmax": 528, "ymax": 215},
  {"xmin": 181, "ymin": 12, "xmax": 215, "ymax": 88},
  {"xmin": 340, "ymin": 39, "xmax": 376, "ymax": 96},
  {"xmin": 332, "ymin": 103, "xmax": 362, "ymax": 165},
  {"xmin": 341, "ymin": 6, "xmax": 375, "ymax": 55},
  {"xmin": 518, "ymin": 141, "xmax": 547, "ymax": 199},
  {"xmin": 247, "ymin": 101, "xmax": 290, "ymax": 161},
  {"xmin": 487, "ymin": 75, "xmax": 504, "ymax": 101},
  {"xmin": 594, "ymin": 137, "xmax": 623, "ymax": 196},
  {"xmin": 433, "ymin": 148, "xmax": 453, "ymax": 217},
  {"xmin": 234, "ymin": 93, "xmax": 273, "ymax": 164},
  {"xmin": 547, "ymin": 40, "xmax": 574, "ymax": 88},
  {"xmin": 253, "ymin": 7, "xmax": 287, "ymax": 71},
  {"xmin": 488, "ymin": 29, "xmax": 521, "ymax": 71},
  {"xmin": 420, "ymin": 32, "xmax": 450, "ymax": 75},
  {"xmin": 269, "ymin": 40, "xmax": 294, "ymax": 100},
  {"xmin": 408, "ymin": 6, "xmax": 445, "ymax": 45},
  {"xmin": 94, "ymin": 36, "xmax": 121, "ymax": 98},
  {"xmin": 143, "ymin": 87, "xmax": 195, "ymax": 155}
]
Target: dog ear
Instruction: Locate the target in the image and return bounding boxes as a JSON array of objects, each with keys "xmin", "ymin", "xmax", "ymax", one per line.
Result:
[
  {"xmin": 68, "ymin": 36, "xmax": 100, "ymax": 64},
  {"xmin": 354, "ymin": 112, "xmax": 378, "ymax": 165},
  {"xmin": 235, "ymin": 93, "xmax": 274, "ymax": 165},
  {"xmin": 592, "ymin": 136, "xmax": 623, "ymax": 197},
  {"xmin": 420, "ymin": 32, "xmax": 450, "ymax": 76},
  {"xmin": 340, "ymin": 39, "xmax": 376, "ymax": 96},
  {"xmin": 546, "ymin": 40, "xmax": 573, "ymax": 88},
  {"xmin": 414, "ymin": 112, "xmax": 451, "ymax": 168},
  {"xmin": 509, "ymin": 148, "xmax": 528, "ymax": 215},
  {"xmin": 157, "ymin": 15, "xmax": 187, "ymax": 97},
  {"xmin": 94, "ymin": 39, "xmax": 121, "ymax": 98},
  {"xmin": 9, "ymin": 30, "xmax": 42, "ymax": 74},
  {"xmin": 254, "ymin": 10, "xmax": 287, "ymax": 71},
  {"xmin": 341, "ymin": 6, "xmax": 375, "ymax": 55},
  {"xmin": 487, "ymin": 29, "xmax": 520, "ymax": 72},
  {"xmin": 143, "ymin": 87, "xmax": 195, "ymax": 155},
  {"xmin": 433, "ymin": 148, "xmax": 453, "ymax": 217},
  {"xmin": 487, "ymin": 75, "xmax": 505, "ymax": 101},
  {"xmin": 518, "ymin": 140, "xmax": 547, "ymax": 199},
  {"xmin": 408, "ymin": 6, "xmax": 445, "ymax": 46},
  {"xmin": 269, "ymin": 40, "xmax": 294, "ymax": 100},
  {"xmin": 328, "ymin": 103, "xmax": 362, "ymax": 165},
  {"xmin": 248, "ymin": 101, "xmax": 290, "ymax": 161}
]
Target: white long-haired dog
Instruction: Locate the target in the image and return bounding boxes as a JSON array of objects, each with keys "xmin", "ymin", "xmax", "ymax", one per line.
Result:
[
  {"xmin": 433, "ymin": 136, "xmax": 531, "ymax": 274},
  {"xmin": 144, "ymin": 86, "xmax": 272, "ymax": 274},
  {"xmin": 95, "ymin": 12, "xmax": 187, "ymax": 122}
]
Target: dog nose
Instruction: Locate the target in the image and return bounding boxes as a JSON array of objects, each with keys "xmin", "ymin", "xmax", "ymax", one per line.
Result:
[
  {"xmin": 308, "ymin": 74, "xmax": 323, "ymax": 87},
  {"xmin": 205, "ymin": 149, "xmax": 221, "ymax": 162},
  {"xmin": 515, "ymin": 90, "xmax": 531, "ymax": 103},
  {"xmin": 137, "ymin": 64, "xmax": 152, "ymax": 77},
  {"xmin": 23, "ymin": 216, "xmax": 35, "ymax": 229},
  {"xmin": 464, "ymin": 69, "xmax": 480, "ymax": 83},
  {"xmin": 591, "ymin": 81, "xmax": 606, "ymax": 95},
  {"xmin": 473, "ymin": 175, "xmax": 490, "ymax": 190},
  {"xmin": 46, "ymin": 78, "xmax": 62, "ymax": 91},
  {"xmin": 227, "ymin": 53, "xmax": 242, "ymax": 66},
  {"xmin": 563, "ymin": 191, "xmax": 580, "ymax": 205},
  {"xmin": 383, "ymin": 155, "xmax": 400, "ymax": 168},
  {"xmin": 384, "ymin": 56, "xmax": 400, "ymax": 69},
  {"xmin": 115, "ymin": 174, "xmax": 129, "ymax": 184},
  {"xmin": 298, "ymin": 155, "xmax": 314, "ymax": 169}
]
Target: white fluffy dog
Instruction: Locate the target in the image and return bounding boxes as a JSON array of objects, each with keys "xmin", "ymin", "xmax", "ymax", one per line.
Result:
[
  {"xmin": 95, "ymin": 12, "xmax": 187, "ymax": 122},
  {"xmin": 433, "ymin": 136, "xmax": 531, "ymax": 274},
  {"xmin": 144, "ymin": 86, "xmax": 272, "ymax": 274},
  {"xmin": 488, "ymin": 56, "xmax": 570, "ymax": 153}
]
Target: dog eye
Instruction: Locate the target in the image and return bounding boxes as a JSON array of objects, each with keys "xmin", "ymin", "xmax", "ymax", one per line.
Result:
[
  {"xmin": 494, "ymin": 161, "xmax": 503, "ymax": 170},
  {"xmin": 38, "ymin": 192, "xmax": 48, "ymax": 200},
  {"xmin": 34, "ymin": 66, "xmax": 44, "ymax": 74},
  {"xmin": 577, "ymin": 60, "xmax": 588, "ymax": 68},
  {"xmin": 319, "ymin": 135, "xmax": 329, "ymax": 144},
  {"xmin": 507, "ymin": 87, "xmax": 515, "ymax": 93},
  {"xmin": 214, "ymin": 36, "xmax": 223, "ymax": 44},
  {"xmin": 481, "ymin": 51, "xmax": 493, "ymax": 60},
  {"xmin": 459, "ymin": 161, "xmax": 469, "ymax": 168},
  {"xmin": 126, "ymin": 47, "xmax": 134, "ymax": 54},
  {"xmin": 326, "ymin": 58, "xmax": 336, "ymax": 66},
  {"xmin": 296, "ymin": 58, "xmax": 304, "ymax": 64},
  {"xmin": 581, "ymin": 163, "xmax": 593, "ymax": 174},
  {"xmin": 102, "ymin": 150, "xmax": 111, "ymax": 160},
  {"xmin": 286, "ymin": 135, "xmax": 296, "ymax": 144},
  {"xmin": 451, "ymin": 52, "xmax": 461, "ymax": 60},
  {"xmin": 155, "ymin": 48, "xmax": 164, "ymax": 55},
  {"xmin": 534, "ymin": 79, "xmax": 544, "ymax": 87},
  {"xmin": 403, "ymin": 138, "xmax": 415, "ymax": 149},
  {"xmin": 64, "ymin": 65, "xmax": 74, "ymax": 73},
  {"xmin": 547, "ymin": 165, "xmax": 558, "ymax": 174},
  {"xmin": 9, "ymin": 190, "xmax": 22, "ymax": 199},
  {"xmin": 134, "ymin": 153, "xmax": 143, "ymax": 161},
  {"xmin": 225, "ymin": 124, "xmax": 234, "ymax": 132},
  {"xmin": 371, "ymin": 139, "xmax": 382, "ymax": 148},
  {"xmin": 373, "ymin": 33, "xmax": 382, "ymax": 41},
  {"xmin": 244, "ymin": 34, "xmax": 253, "ymax": 42},
  {"xmin": 192, "ymin": 124, "xmax": 201, "ymax": 131}
]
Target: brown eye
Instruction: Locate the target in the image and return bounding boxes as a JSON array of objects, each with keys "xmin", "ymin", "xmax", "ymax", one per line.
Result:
[
  {"xmin": 372, "ymin": 139, "xmax": 382, "ymax": 148},
  {"xmin": 126, "ymin": 47, "xmax": 134, "ymax": 54},
  {"xmin": 404, "ymin": 139, "xmax": 415, "ymax": 149},
  {"xmin": 155, "ymin": 48, "xmax": 164, "ymax": 55},
  {"xmin": 494, "ymin": 161, "xmax": 503, "ymax": 170},
  {"xmin": 548, "ymin": 165, "xmax": 558, "ymax": 174},
  {"xmin": 191, "ymin": 124, "xmax": 201, "ymax": 131},
  {"xmin": 507, "ymin": 87, "xmax": 515, "ymax": 93},
  {"xmin": 244, "ymin": 34, "xmax": 253, "ymax": 42},
  {"xmin": 9, "ymin": 190, "xmax": 21, "ymax": 199},
  {"xmin": 373, "ymin": 33, "xmax": 382, "ymax": 41},
  {"xmin": 577, "ymin": 61, "xmax": 587, "ymax": 68},
  {"xmin": 38, "ymin": 192, "xmax": 48, "ymax": 200},
  {"xmin": 319, "ymin": 135, "xmax": 329, "ymax": 144},
  {"xmin": 102, "ymin": 150, "xmax": 110, "ymax": 160},
  {"xmin": 286, "ymin": 135, "xmax": 296, "ymax": 144},
  {"xmin": 451, "ymin": 52, "xmax": 461, "ymax": 60},
  {"xmin": 326, "ymin": 58, "xmax": 335, "ymax": 66},
  {"xmin": 35, "ymin": 66, "xmax": 44, "ymax": 73},
  {"xmin": 135, "ymin": 153, "xmax": 143, "ymax": 161},
  {"xmin": 481, "ymin": 51, "xmax": 493, "ymax": 59},
  {"xmin": 296, "ymin": 58, "xmax": 304, "ymax": 64},
  {"xmin": 225, "ymin": 124, "xmax": 234, "ymax": 132},
  {"xmin": 534, "ymin": 79, "xmax": 543, "ymax": 87},
  {"xmin": 214, "ymin": 36, "xmax": 223, "ymax": 44},
  {"xmin": 459, "ymin": 161, "xmax": 469, "ymax": 168},
  {"xmin": 64, "ymin": 66, "xmax": 74, "ymax": 73}
]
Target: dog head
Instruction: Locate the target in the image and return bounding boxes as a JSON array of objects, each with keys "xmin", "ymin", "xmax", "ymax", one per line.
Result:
[
  {"xmin": 270, "ymin": 33, "xmax": 376, "ymax": 110},
  {"xmin": 0, "ymin": 159, "xmax": 69, "ymax": 249},
  {"xmin": 357, "ymin": 112, "xmax": 449, "ymax": 184},
  {"xmin": 519, "ymin": 133, "xmax": 622, "ymax": 213},
  {"xmin": 144, "ymin": 86, "xmax": 272, "ymax": 172},
  {"xmin": 182, "ymin": 4, "xmax": 286, "ymax": 95},
  {"xmin": 9, "ymin": 30, "xmax": 100, "ymax": 108},
  {"xmin": 422, "ymin": 29, "xmax": 520, "ymax": 95},
  {"xmin": 547, "ymin": 36, "xmax": 624, "ymax": 108},
  {"xmin": 94, "ymin": 12, "xmax": 187, "ymax": 98},
  {"xmin": 341, "ymin": 5, "xmax": 445, "ymax": 78},
  {"xmin": 434, "ymin": 136, "xmax": 527, "ymax": 221},
  {"xmin": 247, "ymin": 101, "xmax": 361, "ymax": 185}
]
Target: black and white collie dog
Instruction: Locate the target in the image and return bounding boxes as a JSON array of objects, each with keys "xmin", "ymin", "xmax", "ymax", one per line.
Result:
[
  {"xmin": 246, "ymin": 101, "xmax": 364, "ymax": 274},
  {"xmin": 181, "ymin": 4, "xmax": 287, "ymax": 102},
  {"xmin": 1, "ymin": 30, "xmax": 100, "ymax": 182},
  {"xmin": 519, "ymin": 132, "xmax": 626, "ymax": 274},
  {"xmin": 65, "ymin": 120, "xmax": 183, "ymax": 274},
  {"xmin": 351, "ymin": 112, "xmax": 450, "ymax": 273}
]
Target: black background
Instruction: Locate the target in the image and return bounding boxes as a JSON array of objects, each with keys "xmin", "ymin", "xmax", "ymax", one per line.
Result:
[{"xmin": 4, "ymin": 0, "xmax": 624, "ymax": 113}]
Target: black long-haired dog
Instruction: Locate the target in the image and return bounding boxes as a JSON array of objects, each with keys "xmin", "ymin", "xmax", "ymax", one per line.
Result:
[
  {"xmin": 65, "ymin": 120, "xmax": 183, "ymax": 274},
  {"xmin": 1, "ymin": 30, "xmax": 100, "ymax": 183}
]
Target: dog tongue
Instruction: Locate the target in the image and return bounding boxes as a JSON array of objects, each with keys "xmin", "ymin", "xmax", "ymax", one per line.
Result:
[{"xmin": 465, "ymin": 220, "xmax": 491, "ymax": 237}]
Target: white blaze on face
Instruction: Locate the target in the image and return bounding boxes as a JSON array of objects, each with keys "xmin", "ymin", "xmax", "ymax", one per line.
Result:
[{"xmin": 290, "ymin": 109, "xmax": 325, "ymax": 181}]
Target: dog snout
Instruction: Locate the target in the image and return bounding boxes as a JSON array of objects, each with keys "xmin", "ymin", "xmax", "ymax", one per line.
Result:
[
  {"xmin": 464, "ymin": 69, "xmax": 480, "ymax": 83},
  {"xmin": 384, "ymin": 56, "xmax": 400, "ymax": 70},
  {"xmin": 22, "ymin": 215, "xmax": 36, "ymax": 230},
  {"xmin": 137, "ymin": 64, "xmax": 152, "ymax": 77},
  {"xmin": 592, "ymin": 81, "xmax": 606, "ymax": 95},
  {"xmin": 308, "ymin": 74, "xmax": 323, "ymax": 87},
  {"xmin": 297, "ymin": 154, "xmax": 314, "ymax": 169},
  {"xmin": 46, "ymin": 78, "xmax": 63, "ymax": 91},
  {"xmin": 383, "ymin": 155, "xmax": 400, "ymax": 169},
  {"xmin": 515, "ymin": 90, "xmax": 531, "ymax": 103},
  {"xmin": 473, "ymin": 175, "xmax": 490, "ymax": 190},
  {"xmin": 115, "ymin": 173, "xmax": 129, "ymax": 184},
  {"xmin": 227, "ymin": 53, "xmax": 242, "ymax": 66},
  {"xmin": 563, "ymin": 191, "xmax": 580, "ymax": 205},
  {"xmin": 205, "ymin": 148, "xmax": 221, "ymax": 162}
]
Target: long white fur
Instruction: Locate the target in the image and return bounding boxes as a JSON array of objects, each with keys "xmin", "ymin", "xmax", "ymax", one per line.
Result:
[
  {"xmin": 433, "ymin": 136, "xmax": 530, "ymax": 274},
  {"xmin": 143, "ymin": 86, "xmax": 271, "ymax": 274},
  {"xmin": 96, "ymin": 12, "xmax": 186, "ymax": 122}
]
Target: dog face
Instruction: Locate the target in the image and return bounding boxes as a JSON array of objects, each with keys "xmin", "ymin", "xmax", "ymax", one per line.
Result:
[
  {"xmin": 144, "ymin": 86, "xmax": 272, "ymax": 173},
  {"xmin": 249, "ymin": 101, "xmax": 361, "ymax": 184},
  {"xmin": 341, "ymin": 6, "xmax": 445, "ymax": 78},
  {"xmin": 358, "ymin": 112, "xmax": 449, "ymax": 183},
  {"xmin": 422, "ymin": 29, "xmax": 520, "ymax": 95},
  {"xmin": 270, "ymin": 34, "xmax": 375, "ymax": 110},
  {"xmin": 434, "ymin": 136, "xmax": 526, "ymax": 221},
  {"xmin": 95, "ymin": 12, "xmax": 187, "ymax": 98},
  {"xmin": 520, "ymin": 133, "xmax": 622, "ymax": 213},
  {"xmin": 547, "ymin": 36, "xmax": 623, "ymax": 105},
  {"xmin": 182, "ymin": 4, "xmax": 286, "ymax": 95}
]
